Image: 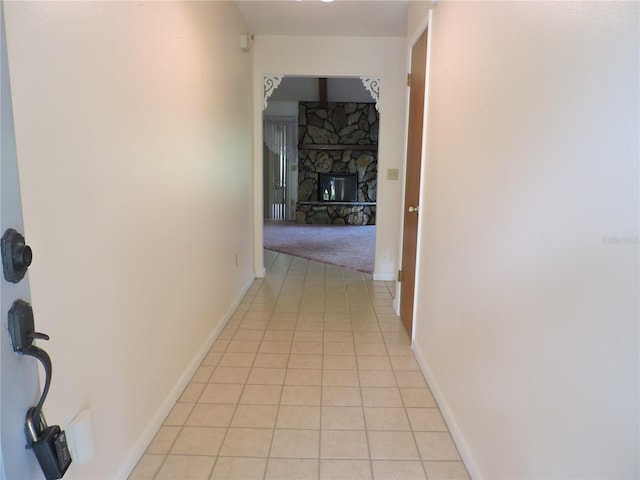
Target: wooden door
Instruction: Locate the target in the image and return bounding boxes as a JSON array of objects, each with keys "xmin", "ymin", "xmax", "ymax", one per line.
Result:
[{"xmin": 400, "ymin": 28, "xmax": 428, "ymax": 335}]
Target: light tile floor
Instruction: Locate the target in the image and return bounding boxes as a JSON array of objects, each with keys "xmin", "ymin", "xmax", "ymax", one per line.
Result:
[{"xmin": 130, "ymin": 251, "xmax": 470, "ymax": 480}]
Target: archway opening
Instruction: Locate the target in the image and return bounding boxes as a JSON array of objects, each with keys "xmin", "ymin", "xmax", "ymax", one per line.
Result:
[{"xmin": 262, "ymin": 75, "xmax": 379, "ymax": 274}]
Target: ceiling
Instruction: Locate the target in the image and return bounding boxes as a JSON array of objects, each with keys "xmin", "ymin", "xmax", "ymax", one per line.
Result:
[{"xmin": 233, "ymin": 0, "xmax": 410, "ymax": 37}]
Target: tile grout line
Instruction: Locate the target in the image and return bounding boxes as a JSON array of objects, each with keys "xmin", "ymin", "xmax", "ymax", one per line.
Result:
[
  {"xmin": 209, "ymin": 252, "xmax": 290, "ymax": 479},
  {"xmin": 263, "ymin": 252, "xmax": 307, "ymax": 480}
]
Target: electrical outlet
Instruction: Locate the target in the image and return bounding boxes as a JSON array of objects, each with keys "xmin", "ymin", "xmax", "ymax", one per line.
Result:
[{"xmin": 387, "ymin": 168, "xmax": 399, "ymax": 181}]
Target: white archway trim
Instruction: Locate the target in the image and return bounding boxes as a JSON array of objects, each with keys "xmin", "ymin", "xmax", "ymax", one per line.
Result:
[
  {"xmin": 263, "ymin": 75, "xmax": 284, "ymax": 110},
  {"xmin": 360, "ymin": 76, "xmax": 380, "ymax": 112}
]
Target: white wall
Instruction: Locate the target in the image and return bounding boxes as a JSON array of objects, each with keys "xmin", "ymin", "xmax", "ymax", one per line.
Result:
[
  {"xmin": 253, "ymin": 35, "xmax": 407, "ymax": 280},
  {"xmin": 406, "ymin": 1, "xmax": 431, "ymax": 46},
  {"xmin": 412, "ymin": 1, "xmax": 639, "ymax": 478},
  {"xmin": 264, "ymin": 100, "xmax": 299, "ymax": 117},
  {"xmin": 4, "ymin": 2, "xmax": 254, "ymax": 478}
]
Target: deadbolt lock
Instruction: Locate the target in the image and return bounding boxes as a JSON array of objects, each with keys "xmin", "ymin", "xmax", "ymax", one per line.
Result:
[{"xmin": 1, "ymin": 228, "xmax": 33, "ymax": 283}]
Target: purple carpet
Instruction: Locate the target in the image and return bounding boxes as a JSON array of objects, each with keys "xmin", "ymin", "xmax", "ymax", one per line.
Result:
[{"xmin": 263, "ymin": 222, "xmax": 375, "ymax": 273}]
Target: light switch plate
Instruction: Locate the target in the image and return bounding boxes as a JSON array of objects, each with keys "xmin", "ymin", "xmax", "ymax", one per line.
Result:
[{"xmin": 387, "ymin": 168, "xmax": 399, "ymax": 181}]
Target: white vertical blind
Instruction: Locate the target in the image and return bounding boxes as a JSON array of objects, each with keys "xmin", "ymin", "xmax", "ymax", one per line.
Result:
[{"xmin": 263, "ymin": 116, "xmax": 297, "ymax": 221}]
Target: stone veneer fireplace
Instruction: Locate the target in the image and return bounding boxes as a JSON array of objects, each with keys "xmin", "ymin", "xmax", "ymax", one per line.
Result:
[{"xmin": 296, "ymin": 101, "xmax": 378, "ymax": 225}]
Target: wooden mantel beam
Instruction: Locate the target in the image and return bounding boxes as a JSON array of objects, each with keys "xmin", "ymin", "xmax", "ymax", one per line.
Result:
[{"xmin": 319, "ymin": 77, "xmax": 328, "ymax": 109}]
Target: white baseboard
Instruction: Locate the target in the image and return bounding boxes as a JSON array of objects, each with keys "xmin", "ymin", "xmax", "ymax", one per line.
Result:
[
  {"xmin": 255, "ymin": 267, "xmax": 266, "ymax": 278},
  {"xmin": 115, "ymin": 275, "xmax": 256, "ymax": 479},
  {"xmin": 373, "ymin": 272, "xmax": 394, "ymax": 281},
  {"xmin": 392, "ymin": 295, "xmax": 400, "ymax": 316},
  {"xmin": 411, "ymin": 341, "xmax": 482, "ymax": 480}
]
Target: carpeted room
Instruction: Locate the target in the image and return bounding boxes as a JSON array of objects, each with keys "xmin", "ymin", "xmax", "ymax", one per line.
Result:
[{"xmin": 263, "ymin": 222, "xmax": 375, "ymax": 274}]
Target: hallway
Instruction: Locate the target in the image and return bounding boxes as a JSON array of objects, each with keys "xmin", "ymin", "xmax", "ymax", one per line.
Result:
[{"xmin": 129, "ymin": 251, "xmax": 469, "ymax": 480}]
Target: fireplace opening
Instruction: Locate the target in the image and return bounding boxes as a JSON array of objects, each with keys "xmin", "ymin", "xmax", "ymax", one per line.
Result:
[{"xmin": 318, "ymin": 172, "xmax": 358, "ymax": 202}]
